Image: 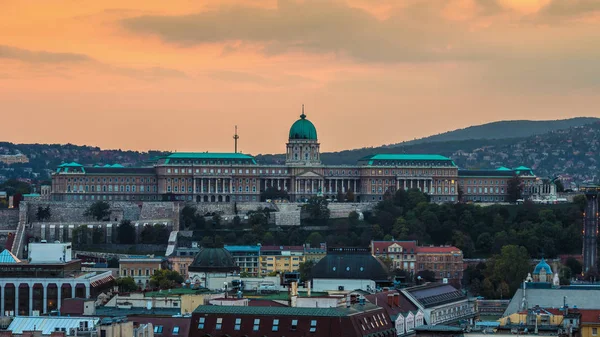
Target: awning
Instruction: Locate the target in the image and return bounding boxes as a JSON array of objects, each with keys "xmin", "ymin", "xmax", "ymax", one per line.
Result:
[{"xmin": 91, "ymin": 275, "xmax": 115, "ymax": 288}]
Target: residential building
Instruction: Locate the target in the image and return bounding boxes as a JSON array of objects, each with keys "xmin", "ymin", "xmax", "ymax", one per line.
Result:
[
  {"xmin": 0, "ymin": 154, "xmax": 29, "ymax": 165},
  {"xmin": 311, "ymin": 247, "xmax": 390, "ymax": 292},
  {"xmin": 224, "ymin": 245, "xmax": 261, "ymax": 277},
  {"xmin": 191, "ymin": 303, "xmax": 395, "ymax": 337},
  {"xmin": 457, "ymin": 167, "xmax": 537, "ymax": 203},
  {"xmin": 415, "ymin": 246, "xmax": 463, "ymax": 287},
  {"xmin": 97, "ymin": 317, "xmax": 154, "ymax": 337},
  {"xmin": 401, "ymin": 283, "xmax": 476, "ymax": 326},
  {"xmin": 128, "ymin": 316, "xmax": 191, "ymax": 337},
  {"xmin": 167, "ymin": 248, "xmax": 197, "ymax": 280},
  {"xmin": 371, "ymin": 240, "xmax": 417, "ymax": 273},
  {"xmin": 118, "ymin": 256, "xmax": 163, "ymax": 289},
  {"xmin": 50, "ymin": 109, "xmax": 538, "ymax": 204},
  {"xmin": 303, "ymin": 243, "xmax": 327, "ymax": 263},
  {"xmin": 260, "ymin": 245, "xmax": 304, "ymax": 275}
]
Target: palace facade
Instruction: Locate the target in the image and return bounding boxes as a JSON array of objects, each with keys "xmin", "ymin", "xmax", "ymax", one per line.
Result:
[{"xmin": 51, "ymin": 109, "xmax": 540, "ymax": 203}]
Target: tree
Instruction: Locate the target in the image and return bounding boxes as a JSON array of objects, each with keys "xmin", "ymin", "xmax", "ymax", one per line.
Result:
[
  {"xmin": 141, "ymin": 224, "xmax": 169, "ymax": 244},
  {"xmin": 150, "ymin": 269, "xmax": 184, "ymax": 289},
  {"xmin": 302, "ymin": 197, "xmax": 330, "ymax": 225},
  {"xmin": 233, "ymin": 216, "xmax": 241, "ymax": 226},
  {"xmin": 116, "ymin": 277, "xmax": 139, "ymax": 292},
  {"xmin": 180, "ymin": 205, "xmax": 197, "ymax": 229},
  {"xmin": 298, "ymin": 260, "xmax": 315, "ymax": 281},
  {"xmin": 84, "ymin": 201, "xmax": 110, "ymax": 221},
  {"xmin": 117, "ymin": 220, "xmax": 136, "ymax": 244},
  {"xmin": 305, "ymin": 232, "xmax": 324, "ymax": 247},
  {"xmin": 35, "ymin": 206, "xmax": 51, "ymax": 221},
  {"xmin": 345, "ymin": 189, "xmax": 355, "ymax": 202},
  {"xmin": 92, "ymin": 227, "xmax": 104, "ymax": 244},
  {"xmin": 72, "ymin": 225, "xmax": 89, "ymax": 246},
  {"xmin": 555, "ymin": 180, "xmax": 565, "ymax": 193},
  {"xmin": 487, "ymin": 245, "xmax": 531, "ymax": 295},
  {"xmin": 565, "ymin": 257, "xmax": 583, "ymax": 276},
  {"xmin": 506, "ymin": 175, "xmax": 523, "ymax": 203}
]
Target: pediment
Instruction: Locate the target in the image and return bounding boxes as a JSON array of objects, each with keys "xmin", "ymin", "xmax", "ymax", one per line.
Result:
[{"xmin": 297, "ymin": 171, "xmax": 323, "ymax": 178}]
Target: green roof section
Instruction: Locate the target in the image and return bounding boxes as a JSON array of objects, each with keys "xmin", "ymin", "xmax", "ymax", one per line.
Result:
[
  {"xmin": 58, "ymin": 162, "xmax": 83, "ymax": 167},
  {"xmin": 365, "ymin": 154, "xmax": 452, "ymax": 161},
  {"xmin": 514, "ymin": 166, "xmax": 531, "ymax": 170},
  {"xmin": 289, "ymin": 110, "xmax": 318, "ymax": 140},
  {"xmin": 496, "ymin": 166, "xmax": 511, "ymax": 171},
  {"xmin": 193, "ymin": 303, "xmax": 379, "ymax": 317},
  {"xmin": 164, "ymin": 152, "xmax": 257, "ymax": 164}
]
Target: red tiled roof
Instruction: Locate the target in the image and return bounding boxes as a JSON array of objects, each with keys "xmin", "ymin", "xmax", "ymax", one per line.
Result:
[
  {"xmin": 371, "ymin": 241, "xmax": 417, "ymax": 254},
  {"xmin": 364, "ymin": 290, "xmax": 417, "ymax": 319},
  {"xmin": 248, "ymin": 299, "xmax": 288, "ymax": 307},
  {"xmin": 416, "ymin": 246, "xmax": 461, "ymax": 253},
  {"xmin": 578, "ymin": 310, "xmax": 600, "ymax": 324}
]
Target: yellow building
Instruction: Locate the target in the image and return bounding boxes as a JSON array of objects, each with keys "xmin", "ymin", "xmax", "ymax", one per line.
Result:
[{"xmin": 260, "ymin": 245, "xmax": 305, "ymax": 275}]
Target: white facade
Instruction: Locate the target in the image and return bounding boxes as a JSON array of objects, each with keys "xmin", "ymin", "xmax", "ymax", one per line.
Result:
[
  {"xmin": 28, "ymin": 242, "xmax": 72, "ymax": 263},
  {"xmin": 311, "ymin": 278, "xmax": 376, "ymax": 292}
]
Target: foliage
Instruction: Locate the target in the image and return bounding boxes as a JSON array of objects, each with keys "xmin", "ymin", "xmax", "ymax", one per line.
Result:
[
  {"xmin": 117, "ymin": 220, "xmax": 136, "ymax": 244},
  {"xmin": 565, "ymin": 257, "xmax": 583, "ymax": 276},
  {"xmin": 92, "ymin": 227, "xmax": 104, "ymax": 244},
  {"xmin": 477, "ymin": 245, "xmax": 531, "ymax": 298},
  {"xmin": 305, "ymin": 232, "xmax": 324, "ymax": 247},
  {"xmin": 141, "ymin": 224, "xmax": 169, "ymax": 244},
  {"xmin": 506, "ymin": 175, "xmax": 523, "ymax": 203},
  {"xmin": 416, "ymin": 270, "xmax": 436, "ymax": 283},
  {"xmin": 298, "ymin": 260, "xmax": 315, "ymax": 281},
  {"xmin": 116, "ymin": 277, "xmax": 139, "ymax": 292},
  {"xmin": 0, "ymin": 179, "xmax": 32, "ymax": 196},
  {"xmin": 150, "ymin": 269, "xmax": 184, "ymax": 289},
  {"xmin": 35, "ymin": 206, "xmax": 51, "ymax": 221},
  {"xmin": 180, "ymin": 205, "xmax": 197, "ymax": 229},
  {"xmin": 84, "ymin": 201, "xmax": 111, "ymax": 221},
  {"xmin": 71, "ymin": 225, "xmax": 89, "ymax": 246},
  {"xmin": 302, "ymin": 197, "xmax": 330, "ymax": 225}
]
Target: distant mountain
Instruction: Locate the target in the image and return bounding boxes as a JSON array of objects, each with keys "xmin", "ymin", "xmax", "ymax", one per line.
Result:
[
  {"xmin": 1, "ymin": 118, "xmax": 599, "ymax": 184},
  {"xmin": 400, "ymin": 117, "xmax": 599, "ymax": 145}
]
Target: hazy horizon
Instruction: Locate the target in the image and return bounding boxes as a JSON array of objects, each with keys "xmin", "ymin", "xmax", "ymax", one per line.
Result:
[{"xmin": 2, "ymin": 0, "xmax": 600, "ymax": 154}]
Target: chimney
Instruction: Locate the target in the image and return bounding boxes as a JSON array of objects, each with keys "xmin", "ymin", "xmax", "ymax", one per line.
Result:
[
  {"xmin": 346, "ymin": 295, "xmax": 351, "ymax": 308},
  {"xmin": 387, "ymin": 294, "xmax": 394, "ymax": 307},
  {"xmin": 394, "ymin": 293, "xmax": 400, "ymax": 307},
  {"xmin": 307, "ymin": 281, "xmax": 311, "ymax": 297}
]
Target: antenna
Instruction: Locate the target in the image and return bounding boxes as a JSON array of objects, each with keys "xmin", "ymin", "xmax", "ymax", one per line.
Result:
[{"xmin": 233, "ymin": 125, "xmax": 239, "ymax": 154}]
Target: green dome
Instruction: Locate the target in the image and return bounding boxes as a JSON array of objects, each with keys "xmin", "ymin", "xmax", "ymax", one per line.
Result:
[{"xmin": 289, "ymin": 110, "xmax": 317, "ymax": 140}]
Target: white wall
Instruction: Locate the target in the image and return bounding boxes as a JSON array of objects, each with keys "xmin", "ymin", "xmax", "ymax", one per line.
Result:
[
  {"xmin": 28, "ymin": 242, "xmax": 72, "ymax": 263},
  {"xmin": 295, "ymin": 297, "xmax": 341, "ymax": 308},
  {"xmin": 312, "ymin": 279, "xmax": 375, "ymax": 292}
]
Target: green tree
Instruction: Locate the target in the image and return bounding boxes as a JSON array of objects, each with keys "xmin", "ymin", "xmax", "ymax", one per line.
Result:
[
  {"xmin": 116, "ymin": 277, "xmax": 139, "ymax": 292},
  {"xmin": 305, "ymin": 232, "xmax": 324, "ymax": 247},
  {"xmin": 180, "ymin": 205, "xmax": 197, "ymax": 229},
  {"xmin": 506, "ymin": 175, "xmax": 523, "ymax": 203},
  {"xmin": 260, "ymin": 187, "xmax": 289, "ymax": 201},
  {"xmin": 298, "ymin": 260, "xmax": 315, "ymax": 281},
  {"xmin": 487, "ymin": 245, "xmax": 531, "ymax": 295},
  {"xmin": 233, "ymin": 216, "xmax": 241, "ymax": 226},
  {"xmin": 92, "ymin": 227, "xmax": 104, "ymax": 244},
  {"xmin": 150, "ymin": 269, "xmax": 184, "ymax": 289},
  {"xmin": 302, "ymin": 197, "xmax": 330, "ymax": 225},
  {"xmin": 84, "ymin": 201, "xmax": 111, "ymax": 221},
  {"xmin": 117, "ymin": 220, "xmax": 136, "ymax": 244},
  {"xmin": 565, "ymin": 257, "xmax": 583, "ymax": 275},
  {"xmin": 35, "ymin": 206, "xmax": 51, "ymax": 221},
  {"xmin": 573, "ymin": 195, "xmax": 587, "ymax": 212},
  {"xmin": 555, "ymin": 180, "xmax": 565, "ymax": 193},
  {"xmin": 345, "ymin": 189, "xmax": 355, "ymax": 202},
  {"xmin": 72, "ymin": 225, "xmax": 89, "ymax": 246}
]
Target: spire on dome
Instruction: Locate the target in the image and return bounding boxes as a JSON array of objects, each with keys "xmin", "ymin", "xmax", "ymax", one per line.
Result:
[{"xmin": 300, "ymin": 104, "xmax": 306, "ymax": 119}]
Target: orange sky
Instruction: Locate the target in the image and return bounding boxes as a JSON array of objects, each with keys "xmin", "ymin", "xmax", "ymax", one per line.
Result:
[{"xmin": 1, "ymin": 0, "xmax": 599, "ymax": 155}]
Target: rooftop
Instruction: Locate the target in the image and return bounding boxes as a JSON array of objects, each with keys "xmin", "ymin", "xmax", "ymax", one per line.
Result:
[
  {"xmin": 362, "ymin": 154, "xmax": 453, "ymax": 161},
  {"xmin": 163, "ymin": 152, "xmax": 257, "ymax": 164},
  {"xmin": 404, "ymin": 283, "xmax": 466, "ymax": 308},
  {"xmin": 0, "ymin": 249, "xmax": 21, "ymax": 264},
  {"xmin": 224, "ymin": 245, "xmax": 261, "ymax": 252},
  {"xmin": 416, "ymin": 246, "xmax": 462, "ymax": 254},
  {"xmin": 7, "ymin": 316, "xmax": 100, "ymax": 334},
  {"xmin": 95, "ymin": 306, "xmax": 181, "ymax": 317},
  {"xmin": 193, "ymin": 302, "xmax": 381, "ymax": 317}
]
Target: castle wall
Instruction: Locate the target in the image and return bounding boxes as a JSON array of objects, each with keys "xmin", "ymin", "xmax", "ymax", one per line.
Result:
[{"xmin": 0, "ymin": 209, "xmax": 19, "ymax": 229}]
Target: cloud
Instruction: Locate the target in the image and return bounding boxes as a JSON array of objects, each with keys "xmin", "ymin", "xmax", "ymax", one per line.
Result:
[
  {"xmin": 0, "ymin": 45, "xmax": 92, "ymax": 63},
  {"xmin": 539, "ymin": 0, "xmax": 600, "ymax": 17},
  {"xmin": 0, "ymin": 44, "xmax": 186, "ymax": 80}
]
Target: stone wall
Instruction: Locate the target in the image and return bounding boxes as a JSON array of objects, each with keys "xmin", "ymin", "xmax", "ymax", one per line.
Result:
[
  {"xmin": 0, "ymin": 209, "xmax": 19, "ymax": 229},
  {"xmin": 328, "ymin": 202, "xmax": 376, "ymax": 218}
]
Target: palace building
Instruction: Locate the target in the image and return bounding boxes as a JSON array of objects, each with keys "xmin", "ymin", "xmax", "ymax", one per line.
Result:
[{"xmin": 50, "ymin": 107, "xmax": 540, "ymax": 203}]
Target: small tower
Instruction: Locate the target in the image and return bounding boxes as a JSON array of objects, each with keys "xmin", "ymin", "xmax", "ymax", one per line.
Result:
[
  {"xmin": 286, "ymin": 105, "xmax": 321, "ymax": 166},
  {"xmin": 233, "ymin": 125, "xmax": 240, "ymax": 154}
]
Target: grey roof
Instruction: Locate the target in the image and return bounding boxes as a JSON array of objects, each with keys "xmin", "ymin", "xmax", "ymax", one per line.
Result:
[
  {"xmin": 193, "ymin": 303, "xmax": 381, "ymax": 317},
  {"xmin": 404, "ymin": 284, "xmax": 466, "ymax": 308},
  {"xmin": 188, "ymin": 247, "xmax": 240, "ymax": 273},
  {"xmin": 505, "ymin": 287, "xmax": 600, "ymax": 316},
  {"xmin": 312, "ymin": 248, "xmax": 390, "ymax": 281},
  {"xmin": 7, "ymin": 316, "xmax": 100, "ymax": 334}
]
